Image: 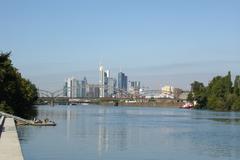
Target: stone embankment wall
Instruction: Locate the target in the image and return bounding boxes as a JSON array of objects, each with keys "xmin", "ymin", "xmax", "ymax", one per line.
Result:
[{"xmin": 0, "ymin": 117, "xmax": 24, "ymax": 160}]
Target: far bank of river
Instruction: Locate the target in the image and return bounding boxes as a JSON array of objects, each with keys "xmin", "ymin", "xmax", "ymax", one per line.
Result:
[{"xmin": 99, "ymin": 99, "xmax": 184, "ymax": 108}]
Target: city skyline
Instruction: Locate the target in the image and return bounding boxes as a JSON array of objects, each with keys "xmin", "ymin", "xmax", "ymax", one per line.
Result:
[
  {"xmin": 63, "ymin": 65, "xmax": 130, "ymax": 98},
  {"xmin": 61, "ymin": 66, "xmax": 179, "ymax": 99},
  {"xmin": 0, "ymin": 0, "xmax": 239, "ymax": 91},
  {"xmin": 14, "ymin": 61, "xmax": 240, "ymax": 91}
]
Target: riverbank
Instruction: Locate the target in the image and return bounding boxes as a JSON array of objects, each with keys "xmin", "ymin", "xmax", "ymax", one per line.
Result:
[
  {"xmin": 99, "ymin": 99, "xmax": 184, "ymax": 108},
  {"xmin": 0, "ymin": 118, "xmax": 24, "ymax": 160}
]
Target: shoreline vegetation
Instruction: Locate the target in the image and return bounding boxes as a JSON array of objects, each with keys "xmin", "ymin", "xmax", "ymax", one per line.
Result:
[
  {"xmin": 0, "ymin": 52, "xmax": 38, "ymax": 119},
  {"xmin": 187, "ymin": 71, "xmax": 240, "ymax": 111}
]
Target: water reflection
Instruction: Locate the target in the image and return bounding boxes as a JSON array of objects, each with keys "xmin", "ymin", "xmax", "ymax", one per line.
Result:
[
  {"xmin": 66, "ymin": 106, "xmax": 70, "ymax": 140},
  {"xmin": 208, "ymin": 118, "xmax": 240, "ymax": 125},
  {"xmin": 97, "ymin": 108, "xmax": 109, "ymax": 155},
  {"xmin": 17, "ymin": 105, "xmax": 240, "ymax": 160},
  {"xmin": 97, "ymin": 107, "xmax": 128, "ymax": 156}
]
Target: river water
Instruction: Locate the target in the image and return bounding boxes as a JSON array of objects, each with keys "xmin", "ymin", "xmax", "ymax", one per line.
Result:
[{"xmin": 17, "ymin": 105, "xmax": 240, "ymax": 160}]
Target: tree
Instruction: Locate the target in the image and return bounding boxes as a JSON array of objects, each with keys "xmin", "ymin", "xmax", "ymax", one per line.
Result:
[
  {"xmin": 189, "ymin": 81, "xmax": 207, "ymax": 109},
  {"xmin": 187, "ymin": 92, "xmax": 194, "ymax": 103},
  {"xmin": 226, "ymin": 71, "xmax": 232, "ymax": 93},
  {"xmin": 234, "ymin": 75, "xmax": 240, "ymax": 96},
  {"xmin": 232, "ymin": 97, "xmax": 240, "ymax": 111},
  {"xmin": 189, "ymin": 72, "xmax": 240, "ymax": 111},
  {"xmin": 0, "ymin": 52, "xmax": 38, "ymax": 118},
  {"xmin": 207, "ymin": 96, "xmax": 225, "ymax": 111},
  {"xmin": 195, "ymin": 93, "xmax": 207, "ymax": 109},
  {"xmin": 191, "ymin": 81, "xmax": 205, "ymax": 94},
  {"xmin": 208, "ymin": 76, "xmax": 226, "ymax": 98}
]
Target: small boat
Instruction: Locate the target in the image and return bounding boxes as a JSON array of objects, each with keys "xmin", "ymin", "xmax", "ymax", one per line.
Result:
[
  {"xmin": 81, "ymin": 103, "xmax": 89, "ymax": 106},
  {"xmin": 180, "ymin": 102, "xmax": 193, "ymax": 109}
]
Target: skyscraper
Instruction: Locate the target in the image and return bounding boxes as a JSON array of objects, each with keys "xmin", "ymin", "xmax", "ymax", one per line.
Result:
[
  {"xmin": 63, "ymin": 81, "xmax": 68, "ymax": 97},
  {"xmin": 123, "ymin": 75, "xmax": 128, "ymax": 91},
  {"xmin": 129, "ymin": 81, "xmax": 141, "ymax": 96},
  {"xmin": 104, "ymin": 72, "xmax": 108, "ymax": 97},
  {"xmin": 118, "ymin": 72, "xmax": 128, "ymax": 92},
  {"xmin": 99, "ymin": 65, "xmax": 105, "ymax": 98},
  {"xmin": 130, "ymin": 81, "xmax": 141, "ymax": 90},
  {"xmin": 66, "ymin": 77, "xmax": 79, "ymax": 98},
  {"xmin": 108, "ymin": 78, "xmax": 117, "ymax": 97},
  {"xmin": 80, "ymin": 77, "xmax": 87, "ymax": 98},
  {"xmin": 87, "ymin": 85, "xmax": 100, "ymax": 98},
  {"xmin": 105, "ymin": 70, "xmax": 110, "ymax": 78}
]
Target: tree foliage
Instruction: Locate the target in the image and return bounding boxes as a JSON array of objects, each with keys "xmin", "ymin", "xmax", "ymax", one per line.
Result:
[
  {"xmin": 187, "ymin": 81, "xmax": 207, "ymax": 109},
  {"xmin": 234, "ymin": 75, "xmax": 240, "ymax": 96},
  {"xmin": 0, "ymin": 52, "xmax": 38, "ymax": 118},
  {"xmin": 188, "ymin": 71, "xmax": 240, "ymax": 111}
]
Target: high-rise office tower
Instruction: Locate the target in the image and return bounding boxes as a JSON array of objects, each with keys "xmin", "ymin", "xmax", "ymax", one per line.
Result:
[
  {"xmin": 105, "ymin": 70, "xmax": 110, "ymax": 78},
  {"xmin": 80, "ymin": 77, "xmax": 87, "ymax": 98},
  {"xmin": 63, "ymin": 82, "xmax": 68, "ymax": 97},
  {"xmin": 108, "ymin": 78, "xmax": 117, "ymax": 96},
  {"xmin": 130, "ymin": 81, "xmax": 141, "ymax": 90},
  {"xmin": 99, "ymin": 65, "xmax": 105, "ymax": 98},
  {"xmin": 99, "ymin": 65, "xmax": 110, "ymax": 98},
  {"xmin": 118, "ymin": 72, "xmax": 128, "ymax": 92},
  {"xmin": 66, "ymin": 77, "xmax": 79, "ymax": 98},
  {"xmin": 104, "ymin": 72, "xmax": 108, "ymax": 97}
]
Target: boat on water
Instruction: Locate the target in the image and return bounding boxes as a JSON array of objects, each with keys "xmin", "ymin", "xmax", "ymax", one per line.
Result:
[
  {"xmin": 180, "ymin": 102, "xmax": 193, "ymax": 109},
  {"xmin": 81, "ymin": 103, "xmax": 89, "ymax": 106}
]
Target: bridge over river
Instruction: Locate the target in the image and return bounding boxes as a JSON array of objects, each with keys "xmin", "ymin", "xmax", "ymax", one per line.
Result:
[{"xmin": 37, "ymin": 85, "xmax": 164, "ymax": 106}]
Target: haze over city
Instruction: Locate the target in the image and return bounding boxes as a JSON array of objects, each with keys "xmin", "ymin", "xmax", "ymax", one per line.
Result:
[{"xmin": 0, "ymin": 0, "xmax": 239, "ymax": 90}]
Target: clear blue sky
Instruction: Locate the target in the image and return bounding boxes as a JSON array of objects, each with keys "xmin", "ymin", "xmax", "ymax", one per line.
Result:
[{"xmin": 0, "ymin": 0, "xmax": 239, "ymax": 90}]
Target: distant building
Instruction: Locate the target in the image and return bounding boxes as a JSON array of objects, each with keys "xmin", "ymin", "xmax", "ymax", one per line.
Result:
[
  {"xmin": 160, "ymin": 85, "xmax": 175, "ymax": 99},
  {"xmin": 65, "ymin": 77, "xmax": 80, "ymax": 98},
  {"xmin": 108, "ymin": 78, "xmax": 117, "ymax": 97},
  {"xmin": 80, "ymin": 77, "xmax": 87, "ymax": 98},
  {"xmin": 178, "ymin": 91, "xmax": 190, "ymax": 102},
  {"xmin": 99, "ymin": 65, "xmax": 109, "ymax": 98},
  {"xmin": 105, "ymin": 70, "xmax": 110, "ymax": 78},
  {"xmin": 99, "ymin": 65, "xmax": 105, "ymax": 98},
  {"xmin": 87, "ymin": 85, "xmax": 100, "ymax": 98},
  {"xmin": 63, "ymin": 82, "xmax": 68, "ymax": 97},
  {"xmin": 118, "ymin": 72, "xmax": 128, "ymax": 92},
  {"xmin": 162, "ymin": 85, "xmax": 174, "ymax": 94},
  {"xmin": 129, "ymin": 81, "xmax": 141, "ymax": 96},
  {"xmin": 104, "ymin": 69, "xmax": 116, "ymax": 97},
  {"xmin": 174, "ymin": 88, "xmax": 183, "ymax": 98},
  {"xmin": 130, "ymin": 81, "xmax": 140, "ymax": 90},
  {"xmin": 104, "ymin": 72, "xmax": 108, "ymax": 97}
]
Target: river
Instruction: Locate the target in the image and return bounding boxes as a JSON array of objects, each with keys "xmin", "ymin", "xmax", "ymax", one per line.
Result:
[{"xmin": 17, "ymin": 105, "xmax": 240, "ymax": 160}]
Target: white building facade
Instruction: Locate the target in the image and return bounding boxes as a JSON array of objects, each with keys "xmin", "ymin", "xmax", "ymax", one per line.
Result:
[
  {"xmin": 66, "ymin": 77, "xmax": 79, "ymax": 98},
  {"xmin": 99, "ymin": 65, "xmax": 105, "ymax": 98}
]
